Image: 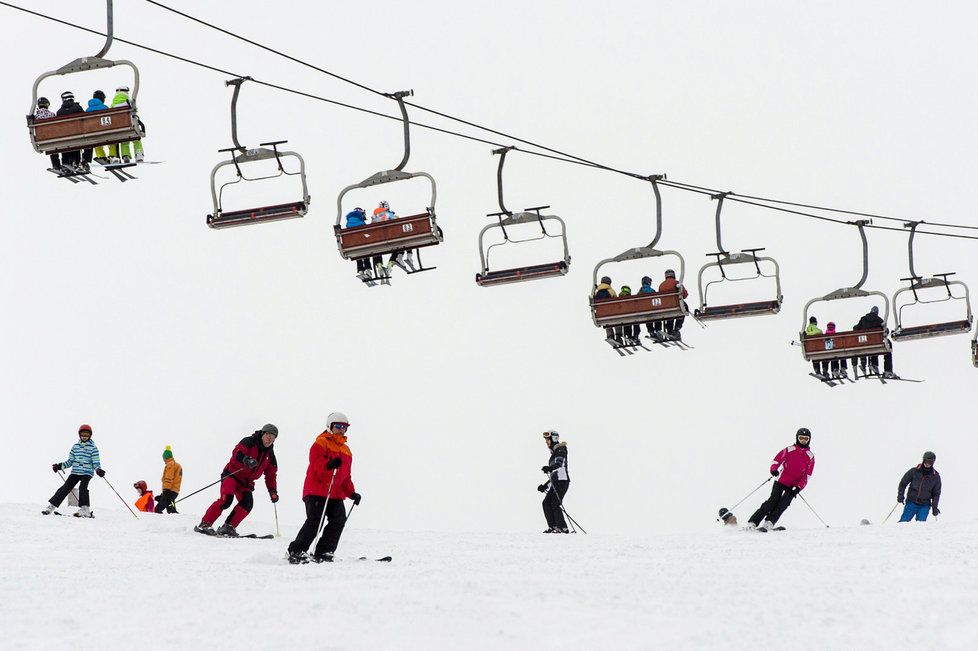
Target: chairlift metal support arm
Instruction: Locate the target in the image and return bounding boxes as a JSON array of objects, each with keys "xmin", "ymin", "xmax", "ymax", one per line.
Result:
[
  {"xmin": 226, "ymin": 77, "xmax": 253, "ymax": 154},
  {"xmin": 852, "ymin": 219, "xmax": 871, "ymax": 291},
  {"xmin": 647, "ymin": 174, "xmax": 666, "ymax": 248},
  {"xmin": 492, "ymin": 146, "xmax": 516, "ymax": 216},
  {"xmin": 386, "ymin": 90, "xmax": 414, "ymax": 172},
  {"xmin": 711, "ymin": 191, "xmax": 732, "ymax": 255},
  {"xmin": 95, "ymin": 0, "xmax": 113, "ymax": 59}
]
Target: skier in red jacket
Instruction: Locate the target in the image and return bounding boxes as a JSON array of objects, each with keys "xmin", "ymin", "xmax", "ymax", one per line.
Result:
[
  {"xmin": 287, "ymin": 412, "xmax": 361, "ymax": 563},
  {"xmin": 196, "ymin": 424, "xmax": 279, "ymax": 537},
  {"xmin": 747, "ymin": 428, "xmax": 815, "ymax": 531}
]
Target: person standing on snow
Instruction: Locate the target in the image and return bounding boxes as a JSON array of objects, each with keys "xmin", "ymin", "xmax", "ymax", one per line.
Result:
[
  {"xmin": 43, "ymin": 424, "xmax": 106, "ymax": 517},
  {"xmin": 747, "ymin": 428, "xmax": 815, "ymax": 531},
  {"xmin": 537, "ymin": 430, "xmax": 570, "ymax": 533},
  {"xmin": 154, "ymin": 445, "xmax": 182, "ymax": 514},
  {"xmin": 898, "ymin": 451, "xmax": 941, "ymax": 522},
  {"xmin": 287, "ymin": 413, "xmax": 361, "ymax": 563},
  {"xmin": 133, "ymin": 480, "xmax": 155, "ymax": 513},
  {"xmin": 196, "ymin": 424, "xmax": 279, "ymax": 537}
]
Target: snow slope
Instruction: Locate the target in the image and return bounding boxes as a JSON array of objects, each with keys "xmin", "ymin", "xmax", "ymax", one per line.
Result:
[{"xmin": 1, "ymin": 504, "xmax": 976, "ymax": 650}]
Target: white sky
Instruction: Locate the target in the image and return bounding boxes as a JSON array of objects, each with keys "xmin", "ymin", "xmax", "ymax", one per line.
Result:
[{"xmin": 2, "ymin": 1, "xmax": 976, "ymax": 534}]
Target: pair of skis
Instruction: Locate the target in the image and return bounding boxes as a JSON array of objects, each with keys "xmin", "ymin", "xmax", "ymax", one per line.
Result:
[
  {"xmin": 287, "ymin": 552, "xmax": 393, "ymax": 564},
  {"xmin": 810, "ymin": 371, "xmax": 922, "ymax": 387},
  {"xmin": 194, "ymin": 524, "xmax": 273, "ymax": 539},
  {"xmin": 605, "ymin": 331, "xmax": 692, "ymax": 356},
  {"xmin": 42, "ymin": 510, "xmax": 94, "ymax": 518}
]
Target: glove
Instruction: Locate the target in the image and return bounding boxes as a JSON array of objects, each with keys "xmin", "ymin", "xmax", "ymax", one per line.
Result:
[
  {"xmin": 326, "ymin": 457, "xmax": 342, "ymax": 471},
  {"xmin": 932, "ymin": 506, "xmax": 940, "ymax": 516},
  {"xmin": 537, "ymin": 484, "xmax": 548, "ymax": 493},
  {"xmin": 52, "ymin": 463, "xmax": 62, "ymax": 473},
  {"xmin": 770, "ymin": 468, "xmax": 780, "ymax": 477},
  {"xmin": 897, "ymin": 496, "xmax": 904, "ymax": 504},
  {"xmin": 541, "ymin": 465, "xmax": 553, "ymax": 473},
  {"xmin": 95, "ymin": 468, "xmax": 106, "ymax": 477},
  {"xmin": 350, "ymin": 492, "xmax": 361, "ymax": 506},
  {"xmin": 242, "ymin": 456, "xmax": 258, "ymax": 469},
  {"xmin": 791, "ymin": 486, "xmax": 800, "ymax": 496},
  {"xmin": 270, "ymin": 492, "xmax": 279, "ymax": 503}
]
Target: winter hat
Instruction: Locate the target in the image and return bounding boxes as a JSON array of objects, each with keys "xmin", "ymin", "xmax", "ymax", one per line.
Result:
[
  {"xmin": 600, "ymin": 276, "xmax": 612, "ymax": 285},
  {"xmin": 162, "ymin": 445, "xmax": 173, "ymax": 460},
  {"xmin": 327, "ymin": 412, "xmax": 350, "ymax": 430},
  {"xmin": 641, "ymin": 276, "xmax": 652, "ymax": 285},
  {"xmin": 620, "ymin": 285, "xmax": 632, "ymax": 296},
  {"xmin": 115, "ymin": 86, "xmax": 129, "ymax": 93},
  {"xmin": 665, "ymin": 269, "xmax": 676, "ymax": 278},
  {"xmin": 809, "ymin": 316, "xmax": 818, "ymax": 325},
  {"xmin": 133, "ymin": 480, "xmax": 148, "ymax": 493},
  {"xmin": 259, "ymin": 423, "xmax": 279, "ymax": 437},
  {"xmin": 93, "ymin": 90, "xmax": 106, "ymax": 101},
  {"xmin": 78, "ymin": 423, "xmax": 93, "ymax": 435},
  {"xmin": 61, "ymin": 91, "xmax": 74, "ymax": 102},
  {"xmin": 354, "ymin": 207, "xmax": 365, "ymax": 213},
  {"xmin": 379, "ymin": 201, "xmax": 390, "ymax": 209},
  {"xmin": 37, "ymin": 97, "xmax": 50, "ymax": 108},
  {"xmin": 826, "ymin": 322, "xmax": 836, "ymax": 333},
  {"xmin": 922, "ymin": 451, "xmax": 936, "ymax": 463},
  {"xmin": 870, "ymin": 306, "xmax": 880, "ymax": 315}
]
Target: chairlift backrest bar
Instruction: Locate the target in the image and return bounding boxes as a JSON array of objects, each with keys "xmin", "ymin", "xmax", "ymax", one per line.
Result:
[
  {"xmin": 334, "ymin": 170, "xmax": 437, "ymax": 226},
  {"xmin": 591, "ymin": 247, "xmax": 685, "ymax": 289},
  {"xmin": 30, "ymin": 59, "xmax": 140, "ymax": 114}
]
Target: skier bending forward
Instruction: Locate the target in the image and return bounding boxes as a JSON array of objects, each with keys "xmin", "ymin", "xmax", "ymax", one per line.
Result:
[{"xmin": 747, "ymin": 428, "xmax": 815, "ymax": 531}]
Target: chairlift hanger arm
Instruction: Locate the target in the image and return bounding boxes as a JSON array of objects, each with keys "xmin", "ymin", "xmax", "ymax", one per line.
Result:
[
  {"xmin": 492, "ymin": 146, "xmax": 517, "ymax": 215},
  {"xmin": 226, "ymin": 76, "xmax": 253, "ymax": 153},
  {"xmin": 385, "ymin": 89, "xmax": 414, "ymax": 172},
  {"xmin": 94, "ymin": 0, "xmax": 113, "ymax": 58},
  {"xmin": 647, "ymin": 174, "xmax": 666, "ymax": 249},
  {"xmin": 711, "ymin": 191, "xmax": 733, "ymax": 254}
]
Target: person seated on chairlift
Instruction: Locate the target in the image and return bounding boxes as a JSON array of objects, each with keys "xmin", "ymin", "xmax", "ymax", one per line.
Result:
[
  {"xmin": 824, "ymin": 322, "xmax": 850, "ymax": 380},
  {"xmin": 806, "ymin": 316, "xmax": 826, "ymax": 378},
  {"xmin": 594, "ymin": 276, "xmax": 622, "ymax": 343},
  {"xmin": 373, "ymin": 201, "xmax": 415, "ymax": 275},
  {"xmin": 657, "ymin": 269, "xmax": 688, "ymax": 340},
  {"xmin": 108, "ymin": 87, "xmax": 144, "ymax": 164},
  {"xmin": 620, "ymin": 285, "xmax": 640, "ymax": 344},
  {"xmin": 639, "ymin": 275, "xmax": 658, "ymax": 338},
  {"xmin": 85, "ymin": 90, "xmax": 110, "ymax": 165},
  {"xmin": 345, "ymin": 207, "xmax": 374, "ymax": 281},
  {"xmin": 853, "ymin": 305, "xmax": 895, "ymax": 378},
  {"xmin": 33, "ymin": 97, "xmax": 61, "ymax": 173},
  {"xmin": 55, "ymin": 91, "xmax": 86, "ymax": 173}
]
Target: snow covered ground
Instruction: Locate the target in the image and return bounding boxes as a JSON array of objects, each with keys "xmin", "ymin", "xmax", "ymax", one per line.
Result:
[{"xmin": 2, "ymin": 504, "xmax": 976, "ymax": 650}]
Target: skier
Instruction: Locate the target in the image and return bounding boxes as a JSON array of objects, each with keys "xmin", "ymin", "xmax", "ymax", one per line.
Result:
[
  {"xmin": 853, "ymin": 306, "xmax": 895, "ymax": 378},
  {"xmin": 594, "ymin": 276, "xmax": 621, "ymax": 343},
  {"xmin": 55, "ymin": 91, "xmax": 86, "ymax": 172},
  {"xmin": 639, "ymin": 275, "xmax": 657, "ymax": 337},
  {"xmin": 898, "ymin": 451, "xmax": 941, "ymax": 522},
  {"xmin": 133, "ymin": 480, "xmax": 155, "ymax": 513},
  {"xmin": 85, "ymin": 90, "xmax": 110, "ymax": 164},
  {"xmin": 805, "ymin": 316, "xmax": 826, "ymax": 377},
  {"xmin": 107, "ymin": 86, "xmax": 145, "ymax": 163},
  {"xmin": 825, "ymin": 322, "xmax": 849, "ymax": 379},
  {"xmin": 196, "ymin": 424, "xmax": 279, "ymax": 537},
  {"xmin": 619, "ymin": 285, "xmax": 639, "ymax": 343},
  {"xmin": 747, "ymin": 428, "xmax": 815, "ymax": 531},
  {"xmin": 718, "ymin": 507, "xmax": 738, "ymax": 527},
  {"xmin": 154, "ymin": 445, "xmax": 182, "ymax": 514},
  {"xmin": 287, "ymin": 412, "xmax": 361, "ymax": 563},
  {"xmin": 657, "ymin": 269, "xmax": 688, "ymax": 340},
  {"xmin": 537, "ymin": 430, "xmax": 570, "ymax": 533},
  {"xmin": 43, "ymin": 424, "xmax": 106, "ymax": 517},
  {"xmin": 32, "ymin": 97, "xmax": 62, "ymax": 172}
]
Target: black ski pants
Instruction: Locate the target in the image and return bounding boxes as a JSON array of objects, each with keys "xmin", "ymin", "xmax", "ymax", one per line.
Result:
[
  {"xmin": 288, "ymin": 496, "xmax": 347, "ymax": 556},
  {"xmin": 154, "ymin": 489, "xmax": 179, "ymax": 514},
  {"xmin": 543, "ymin": 480, "xmax": 570, "ymax": 530},
  {"xmin": 749, "ymin": 481, "xmax": 796, "ymax": 526},
  {"xmin": 50, "ymin": 474, "xmax": 91, "ymax": 508}
]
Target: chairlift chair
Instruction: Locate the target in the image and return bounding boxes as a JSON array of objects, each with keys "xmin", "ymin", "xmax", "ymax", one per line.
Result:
[
  {"xmin": 335, "ymin": 90, "xmax": 442, "ymax": 272},
  {"xmin": 27, "ymin": 1, "xmax": 145, "ymax": 156},
  {"xmin": 800, "ymin": 221, "xmax": 891, "ymax": 364},
  {"xmin": 206, "ymin": 78, "xmax": 310, "ymax": 229},
  {"xmin": 589, "ymin": 177, "xmax": 689, "ymax": 330},
  {"xmin": 475, "ymin": 148, "xmax": 570, "ymax": 287},
  {"xmin": 972, "ymin": 326, "xmax": 978, "ymax": 367},
  {"xmin": 890, "ymin": 221, "xmax": 973, "ymax": 341},
  {"xmin": 694, "ymin": 192, "xmax": 783, "ymax": 321}
]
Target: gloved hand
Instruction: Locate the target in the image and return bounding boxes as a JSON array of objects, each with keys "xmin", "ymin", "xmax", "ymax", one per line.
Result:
[
  {"xmin": 95, "ymin": 468, "xmax": 106, "ymax": 477},
  {"xmin": 537, "ymin": 484, "xmax": 547, "ymax": 493},
  {"xmin": 242, "ymin": 456, "xmax": 259, "ymax": 469},
  {"xmin": 791, "ymin": 486, "xmax": 800, "ymax": 496},
  {"xmin": 770, "ymin": 468, "xmax": 780, "ymax": 477},
  {"xmin": 350, "ymin": 492, "xmax": 362, "ymax": 506},
  {"xmin": 270, "ymin": 492, "xmax": 279, "ymax": 503},
  {"xmin": 52, "ymin": 463, "xmax": 62, "ymax": 473},
  {"xmin": 932, "ymin": 506, "xmax": 940, "ymax": 516},
  {"xmin": 897, "ymin": 496, "xmax": 904, "ymax": 504},
  {"xmin": 326, "ymin": 457, "xmax": 342, "ymax": 471},
  {"xmin": 541, "ymin": 465, "xmax": 552, "ymax": 473}
]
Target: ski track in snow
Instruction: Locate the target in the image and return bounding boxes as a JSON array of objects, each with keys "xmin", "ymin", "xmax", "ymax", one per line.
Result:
[{"xmin": 2, "ymin": 504, "xmax": 976, "ymax": 650}]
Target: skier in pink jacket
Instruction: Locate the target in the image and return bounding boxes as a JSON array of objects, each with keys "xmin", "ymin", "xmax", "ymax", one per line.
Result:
[{"xmin": 747, "ymin": 428, "xmax": 815, "ymax": 531}]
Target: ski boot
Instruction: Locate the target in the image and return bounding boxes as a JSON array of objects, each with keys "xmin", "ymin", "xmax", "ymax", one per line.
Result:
[
  {"xmin": 135, "ymin": 151, "xmax": 145, "ymax": 163},
  {"xmin": 882, "ymin": 371, "xmax": 897, "ymax": 380},
  {"xmin": 194, "ymin": 522, "xmax": 216, "ymax": 535},
  {"xmin": 122, "ymin": 155, "xmax": 132, "ymax": 164},
  {"xmin": 287, "ymin": 550, "xmax": 308, "ymax": 565},
  {"xmin": 311, "ymin": 552, "xmax": 334, "ymax": 563},
  {"xmin": 74, "ymin": 506, "xmax": 93, "ymax": 518},
  {"xmin": 41, "ymin": 503, "xmax": 58, "ymax": 515},
  {"xmin": 757, "ymin": 519, "xmax": 776, "ymax": 532},
  {"xmin": 216, "ymin": 523, "xmax": 239, "ymax": 537},
  {"xmin": 543, "ymin": 527, "xmax": 556, "ymax": 533}
]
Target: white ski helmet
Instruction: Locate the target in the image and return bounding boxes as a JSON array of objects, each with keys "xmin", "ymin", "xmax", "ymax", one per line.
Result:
[
  {"xmin": 543, "ymin": 430, "xmax": 560, "ymax": 443},
  {"xmin": 327, "ymin": 412, "xmax": 350, "ymax": 430}
]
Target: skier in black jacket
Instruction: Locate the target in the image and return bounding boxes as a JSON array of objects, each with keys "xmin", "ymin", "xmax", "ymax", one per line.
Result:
[
  {"xmin": 537, "ymin": 430, "xmax": 570, "ymax": 533},
  {"xmin": 853, "ymin": 306, "xmax": 895, "ymax": 378},
  {"xmin": 898, "ymin": 451, "xmax": 941, "ymax": 522},
  {"xmin": 55, "ymin": 91, "xmax": 86, "ymax": 171}
]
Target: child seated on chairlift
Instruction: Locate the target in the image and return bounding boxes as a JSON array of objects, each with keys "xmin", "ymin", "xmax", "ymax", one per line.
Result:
[{"xmin": 372, "ymin": 201, "xmax": 415, "ymax": 275}]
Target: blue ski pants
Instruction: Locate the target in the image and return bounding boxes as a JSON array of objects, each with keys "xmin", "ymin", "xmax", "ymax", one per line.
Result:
[{"xmin": 899, "ymin": 501, "xmax": 930, "ymax": 522}]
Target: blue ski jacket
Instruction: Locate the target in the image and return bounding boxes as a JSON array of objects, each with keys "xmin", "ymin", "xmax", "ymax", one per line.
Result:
[
  {"xmin": 62, "ymin": 440, "xmax": 102, "ymax": 477},
  {"xmin": 86, "ymin": 98, "xmax": 109, "ymax": 112}
]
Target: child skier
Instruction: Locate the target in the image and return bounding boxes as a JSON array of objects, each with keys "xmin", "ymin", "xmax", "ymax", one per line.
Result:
[
  {"xmin": 107, "ymin": 86, "xmax": 145, "ymax": 163},
  {"xmin": 287, "ymin": 412, "xmax": 361, "ymax": 563},
  {"xmin": 155, "ymin": 445, "xmax": 182, "ymax": 514},
  {"xmin": 747, "ymin": 428, "xmax": 815, "ymax": 531},
  {"xmin": 43, "ymin": 424, "xmax": 106, "ymax": 517},
  {"xmin": 898, "ymin": 451, "xmax": 941, "ymax": 522},
  {"xmin": 538, "ymin": 430, "xmax": 570, "ymax": 533},
  {"xmin": 133, "ymin": 480, "xmax": 155, "ymax": 513},
  {"xmin": 33, "ymin": 97, "xmax": 62, "ymax": 172},
  {"xmin": 805, "ymin": 316, "xmax": 825, "ymax": 377},
  {"xmin": 825, "ymin": 322, "xmax": 849, "ymax": 379},
  {"xmin": 196, "ymin": 424, "xmax": 279, "ymax": 537}
]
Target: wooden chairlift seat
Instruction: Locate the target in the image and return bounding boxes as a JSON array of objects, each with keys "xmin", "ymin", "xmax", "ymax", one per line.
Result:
[
  {"xmin": 801, "ymin": 328, "xmax": 890, "ymax": 362},
  {"xmin": 592, "ymin": 290, "xmax": 686, "ymax": 328},
  {"xmin": 208, "ymin": 200, "xmax": 308, "ymax": 230},
  {"xmin": 30, "ymin": 105, "xmax": 142, "ymax": 155},
  {"xmin": 893, "ymin": 319, "xmax": 973, "ymax": 342},
  {"xmin": 336, "ymin": 211, "xmax": 441, "ymax": 259},
  {"xmin": 695, "ymin": 299, "xmax": 781, "ymax": 321},
  {"xmin": 476, "ymin": 260, "xmax": 568, "ymax": 287}
]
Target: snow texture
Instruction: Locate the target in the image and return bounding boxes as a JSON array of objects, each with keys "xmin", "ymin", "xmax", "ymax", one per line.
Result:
[{"xmin": 2, "ymin": 503, "xmax": 976, "ymax": 650}]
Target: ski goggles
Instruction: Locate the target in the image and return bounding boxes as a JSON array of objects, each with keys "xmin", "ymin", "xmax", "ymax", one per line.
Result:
[{"xmin": 332, "ymin": 423, "xmax": 349, "ymax": 430}]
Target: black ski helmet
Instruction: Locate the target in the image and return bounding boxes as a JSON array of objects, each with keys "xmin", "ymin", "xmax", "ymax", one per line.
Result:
[
  {"xmin": 37, "ymin": 97, "xmax": 50, "ymax": 108},
  {"xmin": 718, "ymin": 507, "xmax": 734, "ymax": 523},
  {"xmin": 93, "ymin": 90, "xmax": 106, "ymax": 102},
  {"xmin": 796, "ymin": 427, "xmax": 811, "ymax": 438},
  {"xmin": 922, "ymin": 451, "xmax": 936, "ymax": 463},
  {"xmin": 600, "ymin": 276, "xmax": 612, "ymax": 285}
]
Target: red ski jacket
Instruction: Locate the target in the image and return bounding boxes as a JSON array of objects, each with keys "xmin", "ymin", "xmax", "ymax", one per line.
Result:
[
  {"xmin": 223, "ymin": 433, "xmax": 278, "ymax": 493},
  {"xmin": 302, "ymin": 431, "xmax": 355, "ymax": 500},
  {"xmin": 658, "ymin": 277, "xmax": 689, "ymax": 299},
  {"xmin": 770, "ymin": 445, "xmax": 815, "ymax": 490}
]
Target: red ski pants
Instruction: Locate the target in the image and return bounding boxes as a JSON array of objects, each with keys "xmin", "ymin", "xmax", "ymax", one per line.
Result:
[{"xmin": 201, "ymin": 476, "xmax": 254, "ymax": 528}]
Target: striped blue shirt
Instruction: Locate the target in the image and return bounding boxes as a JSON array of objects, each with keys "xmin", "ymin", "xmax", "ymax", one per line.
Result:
[{"xmin": 63, "ymin": 440, "xmax": 102, "ymax": 477}]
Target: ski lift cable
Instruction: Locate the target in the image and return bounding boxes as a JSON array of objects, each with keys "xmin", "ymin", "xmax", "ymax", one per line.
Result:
[{"xmin": 6, "ymin": 1, "xmax": 978, "ymax": 243}]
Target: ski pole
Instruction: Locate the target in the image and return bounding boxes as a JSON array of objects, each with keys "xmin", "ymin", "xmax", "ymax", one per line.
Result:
[
  {"xmin": 100, "ymin": 475, "xmax": 139, "ymax": 520},
  {"xmin": 549, "ymin": 481, "xmax": 586, "ymax": 534},
  {"xmin": 57, "ymin": 469, "xmax": 81, "ymax": 504},
  {"xmin": 882, "ymin": 502, "xmax": 900, "ymax": 524},
  {"xmin": 798, "ymin": 493, "xmax": 829, "ymax": 528},
  {"xmin": 274, "ymin": 503, "xmax": 280, "ymax": 538},
  {"xmin": 726, "ymin": 476, "xmax": 773, "ymax": 516},
  {"xmin": 346, "ymin": 501, "xmax": 357, "ymax": 522},
  {"xmin": 174, "ymin": 468, "xmax": 243, "ymax": 504},
  {"xmin": 311, "ymin": 470, "xmax": 338, "ymax": 550},
  {"xmin": 542, "ymin": 481, "xmax": 576, "ymax": 533}
]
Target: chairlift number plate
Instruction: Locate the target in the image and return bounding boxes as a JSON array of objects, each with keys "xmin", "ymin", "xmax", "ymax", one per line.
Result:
[
  {"xmin": 858, "ymin": 335, "xmax": 868, "ymax": 343},
  {"xmin": 402, "ymin": 223, "xmax": 414, "ymax": 233},
  {"xmin": 99, "ymin": 116, "xmax": 112, "ymax": 126},
  {"xmin": 651, "ymin": 298, "xmax": 662, "ymax": 306},
  {"xmin": 824, "ymin": 338, "xmax": 835, "ymax": 350}
]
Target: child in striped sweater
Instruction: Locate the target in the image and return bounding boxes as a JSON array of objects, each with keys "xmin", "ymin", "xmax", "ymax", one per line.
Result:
[{"xmin": 43, "ymin": 424, "xmax": 107, "ymax": 517}]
